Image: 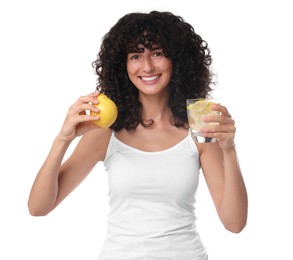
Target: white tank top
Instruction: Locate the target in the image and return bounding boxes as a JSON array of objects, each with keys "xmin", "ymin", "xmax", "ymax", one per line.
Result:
[{"xmin": 97, "ymin": 132, "xmax": 208, "ymax": 260}]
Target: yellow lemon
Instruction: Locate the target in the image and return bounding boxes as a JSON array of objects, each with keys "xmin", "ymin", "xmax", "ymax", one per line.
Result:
[
  {"xmin": 187, "ymin": 99, "xmax": 218, "ymax": 130},
  {"xmin": 188, "ymin": 100, "xmax": 215, "ymax": 117},
  {"xmin": 90, "ymin": 94, "xmax": 118, "ymax": 128}
]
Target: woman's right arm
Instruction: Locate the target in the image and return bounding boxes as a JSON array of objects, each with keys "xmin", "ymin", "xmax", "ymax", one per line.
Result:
[{"xmin": 27, "ymin": 92, "xmax": 111, "ymax": 216}]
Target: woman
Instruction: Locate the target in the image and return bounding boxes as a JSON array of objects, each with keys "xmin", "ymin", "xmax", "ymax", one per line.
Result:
[{"xmin": 28, "ymin": 11, "xmax": 248, "ymax": 260}]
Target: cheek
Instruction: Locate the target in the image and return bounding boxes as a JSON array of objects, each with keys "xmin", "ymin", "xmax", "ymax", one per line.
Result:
[
  {"xmin": 160, "ymin": 59, "xmax": 173, "ymax": 75},
  {"xmin": 164, "ymin": 64, "xmax": 173, "ymax": 80},
  {"xmin": 126, "ymin": 67, "xmax": 137, "ymax": 85},
  {"xmin": 126, "ymin": 63, "xmax": 138, "ymax": 78},
  {"xmin": 166, "ymin": 61, "xmax": 173, "ymax": 72}
]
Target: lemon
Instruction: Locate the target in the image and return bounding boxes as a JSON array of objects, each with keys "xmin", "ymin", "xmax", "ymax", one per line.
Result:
[
  {"xmin": 187, "ymin": 100, "xmax": 218, "ymax": 130},
  {"xmin": 188, "ymin": 100, "xmax": 215, "ymax": 116},
  {"xmin": 90, "ymin": 94, "xmax": 118, "ymax": 128}
]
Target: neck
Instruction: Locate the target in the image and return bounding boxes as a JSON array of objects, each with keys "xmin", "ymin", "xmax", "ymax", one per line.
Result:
[{"xmin": 139, "ymin": 93, "xmax": 171, "ymax": 123}]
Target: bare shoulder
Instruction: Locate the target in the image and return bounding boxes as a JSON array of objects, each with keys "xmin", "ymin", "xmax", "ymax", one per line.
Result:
[{"xmin": 73, "ymin": 128, "xmax": 112, "ymax": 162}]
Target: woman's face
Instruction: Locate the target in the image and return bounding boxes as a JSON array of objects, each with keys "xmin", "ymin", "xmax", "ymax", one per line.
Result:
[{"xmin": 126, "ymin": 44, "xmax": 173, "ymax": 97}]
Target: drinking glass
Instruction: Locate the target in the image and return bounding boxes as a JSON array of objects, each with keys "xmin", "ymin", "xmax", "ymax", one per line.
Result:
[{"xmin": 186, "ymin": 98, "xmax": 219, "ymax": 143}]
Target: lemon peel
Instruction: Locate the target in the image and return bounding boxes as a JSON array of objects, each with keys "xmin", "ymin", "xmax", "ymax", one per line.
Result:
[
  {"xmin": 90, "ymin": 94, "xmax": 118, "ymax": 128},
  {"xmin": 187, "ymin": 100, "xmax": 218, "ymax": 130}
]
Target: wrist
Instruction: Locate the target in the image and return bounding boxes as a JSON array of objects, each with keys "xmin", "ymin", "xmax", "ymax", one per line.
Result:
[
  {"xmin": 222, "ymin": 145, "xmax": 239, "ymax": 162},
  {"xmin": 219, "ymin": 140, "xmax": 236, "ymax": 153},
  {"xmin": 55, "ymin": 133, "xmax": 73, "ymax": 147}
]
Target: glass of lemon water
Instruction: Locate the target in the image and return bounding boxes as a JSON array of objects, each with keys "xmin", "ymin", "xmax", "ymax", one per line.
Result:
[{"xmin": 186, "ymin": 98, "xmax": 219, "ymax": 143}]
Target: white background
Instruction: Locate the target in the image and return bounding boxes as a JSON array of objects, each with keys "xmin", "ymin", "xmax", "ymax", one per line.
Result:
[{"xmin": 0, "ymin": 0, "xmax": 292, "ymax": 259}]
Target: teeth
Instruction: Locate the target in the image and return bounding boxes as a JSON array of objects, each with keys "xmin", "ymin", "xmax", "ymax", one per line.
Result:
[{"xmin": 141, "ymin": 76, "xmax": 159, "ymax": 81}]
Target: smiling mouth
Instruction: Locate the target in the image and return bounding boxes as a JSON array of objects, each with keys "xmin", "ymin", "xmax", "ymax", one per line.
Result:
[{"xmin": 139, "ymin": 75, "xmax": 160, "ymax": 81}]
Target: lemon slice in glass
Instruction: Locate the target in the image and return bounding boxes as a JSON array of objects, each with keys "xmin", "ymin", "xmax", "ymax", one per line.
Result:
[{"xmin": 187, "ymin": 99, "xmax": 218, "ymax": 130}]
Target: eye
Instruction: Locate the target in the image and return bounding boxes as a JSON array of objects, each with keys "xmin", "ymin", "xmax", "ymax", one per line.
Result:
[
  {"xmin": 153, "ymin": 51, "xmax": 163, "ymax": 57},
  {"xmin": 152, "ymin": 48, "xmax": 166, "ymax": 58},
  {"xmin": 129, "ymin": 54, "xmax": 140, "ymax": 60}
]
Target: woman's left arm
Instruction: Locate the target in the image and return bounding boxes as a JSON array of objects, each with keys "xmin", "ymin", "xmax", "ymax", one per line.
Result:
[{"xmin": 198, "ymin": 104, "xmax": 248, "ymax": 233}]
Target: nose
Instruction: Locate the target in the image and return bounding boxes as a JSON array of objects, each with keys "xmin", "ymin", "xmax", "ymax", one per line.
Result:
[{"xmin": 142, "ymin": 56, "xmax": 154, "ymax": 73}]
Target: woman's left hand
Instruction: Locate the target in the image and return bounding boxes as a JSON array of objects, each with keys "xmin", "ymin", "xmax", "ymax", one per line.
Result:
[{"xmin": 199, "ymin": 103, "xmax": 236, "ymax": 151}]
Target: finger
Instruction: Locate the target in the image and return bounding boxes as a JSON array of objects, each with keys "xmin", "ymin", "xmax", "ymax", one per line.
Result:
[
  {"xmin": 71, "ymin": 92, "xmax": 100, "ymax": 107},
  {"xmin": 203, "ymin": 114, "xmax": 235, "ymax": 126},
  {"xmin": 68, "ymin": 102, "xmax": 99, "ymax": 117},
  {"xmin": 200, "ymin": 124, "xmax": 236, "ymax": 134},
  {"xmin": 69, "ymin": 93, "xmax": 100, "ymax": 112},
  {"xmin": 77, "ymin": 93, "xmax": 99, "ymax": 105},
  {"xmin": 212, "ymin": 104, "xmax": 232, "ymax": 118},
  {"xmin": 67, "ymin": 114, "xmax": 99, "ymax": 127},
  {"xmin": 78, "ymin": 114, "xmax": 100, "ymax": 122},
  {"xmin": 89, "ymin": 91, "xmax": 100, "ymax": 99}
]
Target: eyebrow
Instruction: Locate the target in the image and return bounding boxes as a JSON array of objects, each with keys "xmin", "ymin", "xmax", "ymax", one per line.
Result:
[{"xmin": 127, "ymin": 46, "xmax": 163, "ymax": 54}]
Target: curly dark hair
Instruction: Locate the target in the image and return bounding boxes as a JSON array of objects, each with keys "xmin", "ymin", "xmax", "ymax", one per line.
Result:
[{"xmin": 92, "ymin": 11, "xmax": 214, "ymax": 131}]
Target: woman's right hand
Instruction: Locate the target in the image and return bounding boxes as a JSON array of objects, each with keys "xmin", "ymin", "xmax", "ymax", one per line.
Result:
[{"xmin": 57, "ymin": 92, "xmax": 101, "ymax": 142}]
